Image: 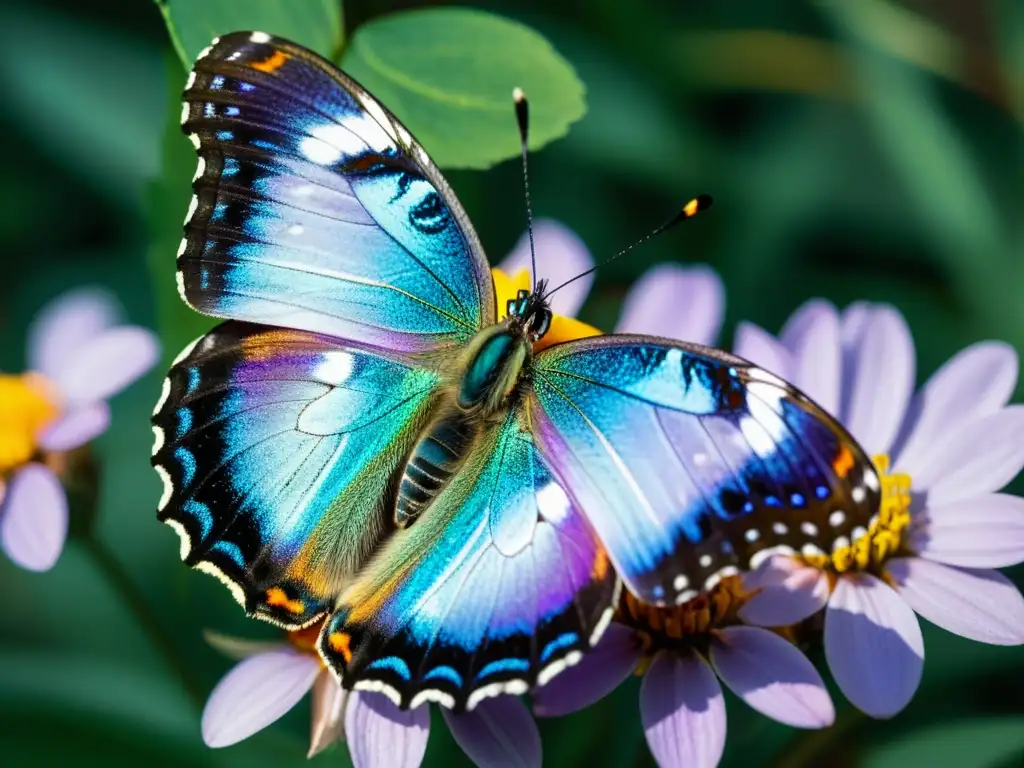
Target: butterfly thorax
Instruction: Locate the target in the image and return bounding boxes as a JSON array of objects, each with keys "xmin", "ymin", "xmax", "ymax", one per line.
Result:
[{"xmin": 394, "ymin": 289, "xmax": 551, "ymax": 528}]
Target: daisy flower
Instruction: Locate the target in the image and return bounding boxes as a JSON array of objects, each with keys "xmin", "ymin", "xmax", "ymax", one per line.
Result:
[
  {"xmin": 734, "ymin": 300, "xmax": 1024, "ymax": 718},
  {"xmin": 532, "ymin": 576, "xmax": 834, "ymax": 768},
  {"xmin": 202, "ymin": 623, "xmax": 541, "ymax": 767},
  {"xmin": 0, "ymin": 287, "xmax": 158, "ymax": 571}
]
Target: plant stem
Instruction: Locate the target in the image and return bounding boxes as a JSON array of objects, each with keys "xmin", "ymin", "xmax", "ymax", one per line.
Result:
[{"xmin": 83, "ymin": 535, "xmax": 205, "ymax": 709}]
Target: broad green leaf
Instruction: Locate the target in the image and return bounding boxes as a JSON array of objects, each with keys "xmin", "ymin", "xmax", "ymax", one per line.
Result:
[
  {"xmin": 147, "ymin": 54, "xmax": 217, "ymax": 365},
  {"xmin": 342, "ymin": 8, "xmax": 586, "ymax": 169},
  {"xmin": 156, "ymin": 0, "xmax": 344, "ymax": 67},
  {"xmin": 865, "ymin": 717, "xmax": 1024, "ymax": 768}
]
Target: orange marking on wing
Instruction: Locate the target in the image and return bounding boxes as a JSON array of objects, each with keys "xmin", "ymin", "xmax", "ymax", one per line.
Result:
[
  {"xmin": 832, "ymin": 445, "xmax": 855, "ymax": 478},
  {"xmin": 328, "ymin": 631, "xmax": 353, "ymax": 664},
  {"xmin": 266, "ymin": 586, "xmax": 305, "ymax": 615},
  {"xmin": 250, "ymin": 49, "xmax": 289, "ymax": 73},
  {"xmin": 591, "ymin": 544, "xmax": 610, "ymax": 581}
]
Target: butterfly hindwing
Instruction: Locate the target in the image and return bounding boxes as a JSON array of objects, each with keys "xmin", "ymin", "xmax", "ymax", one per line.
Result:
[
  {"xmin": 317, "ymin": 407, "xmax": 620, "ymax": 711},
  {"xmin": 530, "ymin": 335, "xmax": 880, "ymax": 605},
  {"xmin": 179, "ymin": 31, "xmax": 494, "ymax": 352},
  {"xmin": 152, "ymin": 321, "xmax": 440, "ymax": 628}
]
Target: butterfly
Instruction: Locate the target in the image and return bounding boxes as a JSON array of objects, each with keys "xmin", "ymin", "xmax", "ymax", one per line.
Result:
[{"xmin": 151, "ymin": 31, "xmax": 881, "ymax": 712}]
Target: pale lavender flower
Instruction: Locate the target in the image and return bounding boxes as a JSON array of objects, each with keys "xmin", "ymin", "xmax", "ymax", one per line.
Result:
[
  {"xmin": 735, "ymin": 300, "xmax": 1024, "ymax": 718},
  {"xmin": 0, "ymin": 287, "xmax": 159, "ymax": 571},
  {"xmin": 533, "ymin": 592, "xmax": 834, "ymax": 768},
  {"xmin": 201, "ymin": 630, "xmax": 541, "ymax": 767}
]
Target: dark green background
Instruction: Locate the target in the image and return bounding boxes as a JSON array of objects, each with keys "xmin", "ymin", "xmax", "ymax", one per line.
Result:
[{"xmin": 1, "ymin": 1, "xmax": 1022, "ymax": 765}]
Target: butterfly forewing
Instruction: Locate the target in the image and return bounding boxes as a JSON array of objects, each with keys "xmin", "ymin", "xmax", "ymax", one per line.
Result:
[
  {"xmin": 531, "ymin": 335, "xmax": 880, "ymax": 605},
  {"xmin": 178, "ymin": 31, "xmax": 494, "ymax": 352}
]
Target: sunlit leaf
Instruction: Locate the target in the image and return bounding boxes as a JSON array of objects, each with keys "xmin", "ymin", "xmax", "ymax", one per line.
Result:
[
  {"xmin": 156, "ymin": 0, "xmax": 344, "ymax": 66},
  {"xmin": 342, "ymin": 8, "xmax": 586, "ymax": 169}
]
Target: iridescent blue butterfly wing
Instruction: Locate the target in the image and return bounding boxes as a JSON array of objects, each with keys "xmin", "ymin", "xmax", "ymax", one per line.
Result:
[
  {"xmin": 317, "ymin": 407, "xmax": 619, "ymax": 711},
  {"xmin": 178, "ymin": 31, "xmax": 494, "ymax": 352},
  {"xmin": 153, "ymin": 322, "xmax": 440, "ymax": 627},
  {"xmin": 530, "ymin": 335, "xmax": 880, "ymax": 605}
]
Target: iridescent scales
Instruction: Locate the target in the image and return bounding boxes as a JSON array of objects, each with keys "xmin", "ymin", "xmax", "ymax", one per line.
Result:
[{"xmin": 155, "ymin": 30, "xmax": 883, "ymax": 714}]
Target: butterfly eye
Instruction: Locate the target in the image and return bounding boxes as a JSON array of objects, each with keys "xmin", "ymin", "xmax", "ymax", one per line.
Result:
[{"xmin": 531, "ymin": 309, "xmax": 552, "ymax": 340}]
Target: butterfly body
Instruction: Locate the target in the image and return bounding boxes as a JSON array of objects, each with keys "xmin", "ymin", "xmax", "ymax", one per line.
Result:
[{"xmin": 154, "ymin": 31, "xmax": 880, "ymax": 711}]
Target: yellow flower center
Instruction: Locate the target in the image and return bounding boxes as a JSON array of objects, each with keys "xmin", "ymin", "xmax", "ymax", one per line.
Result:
[
  {"xmin": 0, "ymin": 373, "xmax": 60, "ymax": 474},
  {"xmin": 616, "ymin": 576, "xmax": 754, "ymax": 667},
  {"xmin": 800, "ymin": 454, "xmax": 912, "ymax": 576},
  {"xmin": 492, "ymin": 268, "xmax": 601, "ymax": 352}
]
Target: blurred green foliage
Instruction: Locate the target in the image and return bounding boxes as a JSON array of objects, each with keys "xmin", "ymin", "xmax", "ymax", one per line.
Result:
[{"xmin": 1, "ymin": 0, "xmax": 1022, "ymax": 766}]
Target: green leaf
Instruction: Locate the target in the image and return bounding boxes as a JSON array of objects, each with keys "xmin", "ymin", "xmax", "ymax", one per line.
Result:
[
  {"xmin": 341, "ymin": 8, "xmax": 586, "ymax": 169},
  {"xmin": 156, "ymin": 0, "xmax": 344, "ymax": 67},
  {"xmin": 865, "ymin": 717, "xmax": 1024, "ymax": 768}
]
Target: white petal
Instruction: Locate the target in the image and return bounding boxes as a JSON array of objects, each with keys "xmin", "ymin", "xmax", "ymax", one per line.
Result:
[
  {"xmin": 615, "ymin": 264, "xmax": 725, "ymax": 346},
  {"xmin": 53, "ymin": 326, "xmax": 160, "ymax": 404},
  {"xmin": 824, "ymin": 573, "xmax": 923, "ymax": 718},
  {"xmin": 739, "ymin": 557, "xmax": 830, "ymax": 626},
  {"xmin": 910, "ymin": 493, "xmax": 1024, "ymax": 568},
  {"xmin": 733, "ymin": 322, "xmax": 791, "ymax": 378},
  {"xmin": 201, "ymin": 649, "xmax": 320, "ymax": 747},
  {"xmin": 345, "ymin": 692, "xmax": 430, "ymax": 768},
  {"xmin": 498, "ymin": 220, "xmax": 594, "ymax": 318},
  {"xmin": 37, "ymin": 402, "xmax": 111, "ymax": 452},
  {"xmin": 841, "ymin": 306, "xmax": 915, "ymax": 456},
  {"xmin": 28, "ymin": 287, "xmax": 119, "ymax": 380},
  {"xmin": 889, "ymin": 557, "xmax": 1024, "ymax": 645},
  {"xmin": 640, "ymin": 651, "xmax": 726, "ymax": 768},
  {"xmin": 309, "ymin": 670, "xmax": 348, "ymax": 757},
  {"xmin": 444, "ymin": 696, "xmax": 541, "ymax": 768},
  {"xmin": 0, "ymin": 464, "xmax": 68, "ymax": 572},
  {"xmin": 782, "ymin": 301, "xmax": 841, "ymax": 416},
  {"xmin": 912, "ymin": 406, "xmax": 1024, "ymax": 501},
  {"xmin": 711, "ymin": 626, "xmax": 834, "ymax": 728},
  {"xmin": 894, "ymin": 342, "xmax": 1018, "ymax": 478}
]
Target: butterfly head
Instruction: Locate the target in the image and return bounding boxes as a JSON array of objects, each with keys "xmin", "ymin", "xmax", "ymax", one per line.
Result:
[{"xmin": 506, "ymin": 281, "xmax": 552, "ymax": 343}]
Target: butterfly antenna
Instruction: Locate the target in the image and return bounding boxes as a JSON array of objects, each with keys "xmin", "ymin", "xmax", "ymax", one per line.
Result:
[
  {"xmin": 543, "ymin": 195, "xmax": 714, "ymax": 301},
  {"xmin": 513, "ymin": 87, "xmax": 538, "ymax": 292}
]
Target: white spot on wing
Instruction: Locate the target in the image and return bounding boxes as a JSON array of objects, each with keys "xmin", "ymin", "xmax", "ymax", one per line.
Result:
[
  {"xmin": 185, "ymin": 71, "xmax": 196, "ymax": 91},
  {"xmin": 153, "ymin": 377, "xmax": 171, "ymax": 416},
  {"xmin": 180, "ymin": 102, "xmax": 190, "ymax": 125},
  {"xmin": 852, "ymin": 486, "xmax": 866, "ymax": 503},
  {"xmin": 188, "ymin": 133, "xmax": 200, "ymax": 150},
  {"xmin": 193, "ymin": 157, "xmax": 206, "ymax": 183},
  {"xmin": 151, "ymin": 425, "xmax": 165, "ymax": 455},
  {"xmin": 249, "ymin": 31, "xmax": 272, "ymax": 43},
  {"xmin": 829, "ymin": 510, "xmax": 846, "ymax": 528},
  {"xmin": 176, "ymin": 238, "xmax": 187, "ymax": 258},
  {"xmin": 172, "ymin": 336, "xmax": 203, "ymax": 366},
  {"xmin": 410, "ymin": 689, "xmax": 455, "ymax": 710},
  {"xmin": 314, "ymin": 351, "xmax": 354, "ymax": 385},
  {"xmin": 195, "ymin": 560, "xmax": 246, "ymax": 606},
  {"xmin": 185, "ymin": 195, "xmax": 198, "ymax": 224},
  {"xmin": 163, "ymin": 517, "xmax": 192, "ymax": 560},
  {"xmin": 748, "ymin": 544, "xmax": 796, "ymax": 570},
  {"xmin": 801, "ymin": 522, "xmax": 818, "ymax": 537},
  {"xmin": 175, "ymin": 271, "xmax": 187, "ymax": 301},
  {"xmin": 155, "ymin": 464, "xmax": 173, "ymax": 511},
  {"xmin": 535, "ymin": 481, "xmax": 572, "ymax": 526},
  {"xmin": 286, "ymin": 223, "xmax": 304, "ymax": 236}
]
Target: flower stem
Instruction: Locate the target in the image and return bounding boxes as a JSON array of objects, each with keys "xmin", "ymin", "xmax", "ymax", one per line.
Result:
[{"xmin": 82, "ymin": 535, "xmax": 205, "ymax": 708}]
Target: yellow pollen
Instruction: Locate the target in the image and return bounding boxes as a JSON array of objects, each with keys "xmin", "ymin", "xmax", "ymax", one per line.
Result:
[
  {"xmin": 491, "ymin": 267, "xmax": 601, "ymax": 352},
  {"xmin": 0, "ymin": 373, "xmax": 60, "ymax": 473},
  {"xmin": 801, "ymin": 454, "xmax": 912, "ymax": 575},
  {"xmin": 617, "ymin": 575, "xmax": 751, "ymax": 659}
]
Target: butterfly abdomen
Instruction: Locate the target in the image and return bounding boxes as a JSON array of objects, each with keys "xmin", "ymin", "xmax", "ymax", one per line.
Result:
[{"xmin": 396, "ymin": 413, "xmax": 476, "ymax": 527}]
